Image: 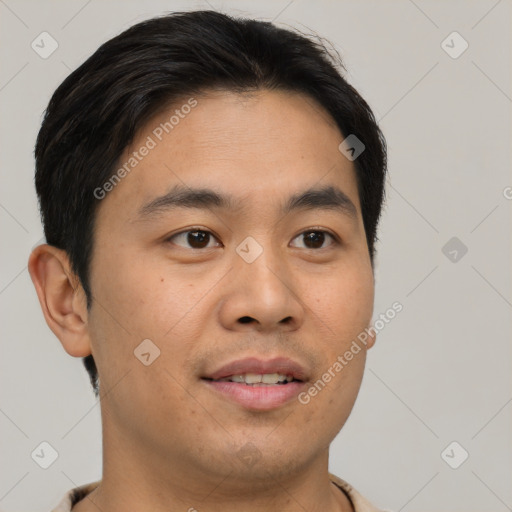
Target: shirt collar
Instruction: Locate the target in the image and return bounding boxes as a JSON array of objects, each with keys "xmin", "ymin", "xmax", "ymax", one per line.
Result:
[{"xmin": 51, "ymin": 474, "xmax": 388, "ymax": 512}]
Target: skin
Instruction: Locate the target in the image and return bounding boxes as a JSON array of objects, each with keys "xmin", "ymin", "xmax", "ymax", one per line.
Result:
[{"xmin": 29, "ymin": 89, "xmax": 376, "ymax": 512}]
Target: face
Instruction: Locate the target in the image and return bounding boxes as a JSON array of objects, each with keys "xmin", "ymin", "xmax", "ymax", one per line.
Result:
[{"xmin": 86, "ymin": 89, "xmax": 375, "ymax": 487}]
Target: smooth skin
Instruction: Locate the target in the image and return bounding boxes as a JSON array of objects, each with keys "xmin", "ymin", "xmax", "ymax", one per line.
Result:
[{"xmin": 29, "ymin": 89, "xmax": 376, "ymax": 512}]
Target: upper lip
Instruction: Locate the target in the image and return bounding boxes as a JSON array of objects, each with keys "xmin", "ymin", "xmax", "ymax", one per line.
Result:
[{"xmin": 202, "ymin": 356, "xmax": 309, "ymax": 382}]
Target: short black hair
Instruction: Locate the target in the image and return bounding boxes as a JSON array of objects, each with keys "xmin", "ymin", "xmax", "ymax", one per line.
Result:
[{"xmin": 34, "ymin": 10, "xmax": 387, "ymax": 398}]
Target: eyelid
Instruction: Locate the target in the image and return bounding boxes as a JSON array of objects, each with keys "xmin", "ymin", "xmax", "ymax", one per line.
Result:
[{"xmin": 295, "ymin": 226, "xmax": 338, "ymax": 240}]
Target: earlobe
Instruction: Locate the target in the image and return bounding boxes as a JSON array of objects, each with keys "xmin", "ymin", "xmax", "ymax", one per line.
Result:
[
  {"xmin": 366, "ymin": 328, "xmax": 377, "ymax": 350},
  {"xmin": 28, "ymin": 244, "xmax": 92, "ymax": 358}
]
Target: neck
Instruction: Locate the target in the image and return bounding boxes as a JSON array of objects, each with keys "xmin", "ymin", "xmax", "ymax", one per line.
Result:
[{"xmin": 72, "ymin": 418, "xmax": 353, "ymax": 512}]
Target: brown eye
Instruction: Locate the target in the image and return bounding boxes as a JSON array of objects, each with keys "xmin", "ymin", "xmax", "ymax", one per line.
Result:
[
  {"xmin": 167, "ymin": 229, "xmax": 221, "ymax": 249},
  {"xmin": 290, "ymin": 230, "xmax": 337, "ymax": 250}
]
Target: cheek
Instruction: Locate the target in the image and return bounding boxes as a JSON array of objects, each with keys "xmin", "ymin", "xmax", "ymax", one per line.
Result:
[
  {"xmin": 92, "ymin": 246, "xmax": 205, "ymax": 338},
  {"xmin": 87, "ymin": 249, "xmax": 216, "ymax": 393},
  {"xmin": 87, "ymin": 256, "xmax": 201, "ymax": 429},
  {"xmin": 296, "ymin": 265, "xmax": 372, "ymax": 412},
  {"xmin": 308, "ymin": 264, "xmax": 374, "ymax": 341}
]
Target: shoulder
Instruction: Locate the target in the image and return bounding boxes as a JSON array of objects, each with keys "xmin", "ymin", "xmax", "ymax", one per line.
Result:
[
  {"xmin": 50, "ymin": 480, "xmax": 101, "ymax": 512},
  {"xmin": 329, "ymin": 473, "xmax": 394, "ymax": 512}
]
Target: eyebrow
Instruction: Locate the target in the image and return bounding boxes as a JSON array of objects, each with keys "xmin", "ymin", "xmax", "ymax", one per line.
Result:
[{"xmin": 136, "ymin": 183, "xmax": 358, "ymax": 221}]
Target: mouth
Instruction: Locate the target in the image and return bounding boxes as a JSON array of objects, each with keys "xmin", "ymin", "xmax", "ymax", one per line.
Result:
[
  {"xmin": 200, "ymin": 357, "xmax": 309, "ymax": 410},
  {"xmin": 201, "ymin": 373, "xmax": 302, "ymax": 385}
]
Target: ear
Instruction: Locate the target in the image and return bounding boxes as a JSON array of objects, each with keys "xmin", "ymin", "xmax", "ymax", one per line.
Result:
[
  {"xmin": 28, "ymin": 244, "xmax": 92, "ymax": 358},
  {"xmin": 366, "ymin": 328, "xmax": 377, "ymax": 350}
]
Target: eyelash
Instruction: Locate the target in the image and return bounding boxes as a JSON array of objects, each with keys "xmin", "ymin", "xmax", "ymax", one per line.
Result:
[{"xmin": 165, "ymin": 227, "xmax": 339, "ymax": 251}]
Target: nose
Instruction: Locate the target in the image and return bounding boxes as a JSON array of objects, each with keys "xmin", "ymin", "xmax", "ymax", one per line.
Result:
[{"xmin": 217, "ymin": 242, "xmax": 305, "ymax": 333}]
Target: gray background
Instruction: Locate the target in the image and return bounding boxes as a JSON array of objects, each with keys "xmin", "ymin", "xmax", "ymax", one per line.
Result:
[{"xmin": 0, "ymin": 1, "xmax": 511, "ymax": 510}]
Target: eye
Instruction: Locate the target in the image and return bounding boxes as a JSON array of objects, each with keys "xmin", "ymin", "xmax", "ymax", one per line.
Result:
[
  {"xmin": 166, "ymin": 229, "xmax": 221, "ymax": 250},
  {"xmin": 290, "ymin": 229, "xmax": 338, "ymax": 250},
  {"xmin": 165, "ymin": 228, "xmax": 338, "ymax": 251}
]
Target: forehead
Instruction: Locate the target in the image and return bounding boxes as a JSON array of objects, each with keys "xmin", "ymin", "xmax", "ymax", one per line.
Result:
[{"xmin": 97, "ymin": 89, "xmax": 361, "ymax": 222}]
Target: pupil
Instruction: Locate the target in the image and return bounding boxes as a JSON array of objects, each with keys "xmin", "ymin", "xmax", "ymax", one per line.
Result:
[
  {"xmin": 188, "ymin": 231, "xmax": 209, "ymax": 248},
  {"xmin": 305, "ymin": 231, "xmax": 324, "ymax": 249}
]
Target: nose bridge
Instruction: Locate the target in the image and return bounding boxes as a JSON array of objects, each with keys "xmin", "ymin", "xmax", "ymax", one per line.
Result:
[
  {"xmin": 235, "ymin": 234, "xmax": 287, "ymax": 290},
  {"xmin": 229, "ymin": 233, "xmax": 301, "ymax": 326}
]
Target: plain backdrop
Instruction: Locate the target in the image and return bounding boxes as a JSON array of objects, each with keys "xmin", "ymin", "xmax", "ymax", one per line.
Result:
[{"xmin": 0, "ymin": 1, "xmax": 510, "ymax": 511}]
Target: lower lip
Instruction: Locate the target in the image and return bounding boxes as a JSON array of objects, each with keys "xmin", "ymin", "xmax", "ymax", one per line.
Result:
[{"xmin": 202, "ymin": 379, "xmax": 306, "ymax": 411}]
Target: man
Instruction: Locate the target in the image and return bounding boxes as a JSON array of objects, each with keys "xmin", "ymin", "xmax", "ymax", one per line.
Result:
[{"xmin": 29, "ymin": 9, "xmax": 390, "ymax": 512}]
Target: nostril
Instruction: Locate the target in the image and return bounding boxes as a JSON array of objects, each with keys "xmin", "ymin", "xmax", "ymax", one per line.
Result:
[{"xmin": 239, "ymin": 316, "xmax": 253, "ymax": 324}]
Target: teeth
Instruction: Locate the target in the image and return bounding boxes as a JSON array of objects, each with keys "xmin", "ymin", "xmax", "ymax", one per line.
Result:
[
  {"xmin": 218, "ymin": 373, "xmax": 294, "ymax": 384},
  {"xmin": 262, "ymin": 373, "xmax": 283, "ymax": 384},
  {"xmin": 247, "ymin": 373, "xmax": 265, "ymax": 384}
]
